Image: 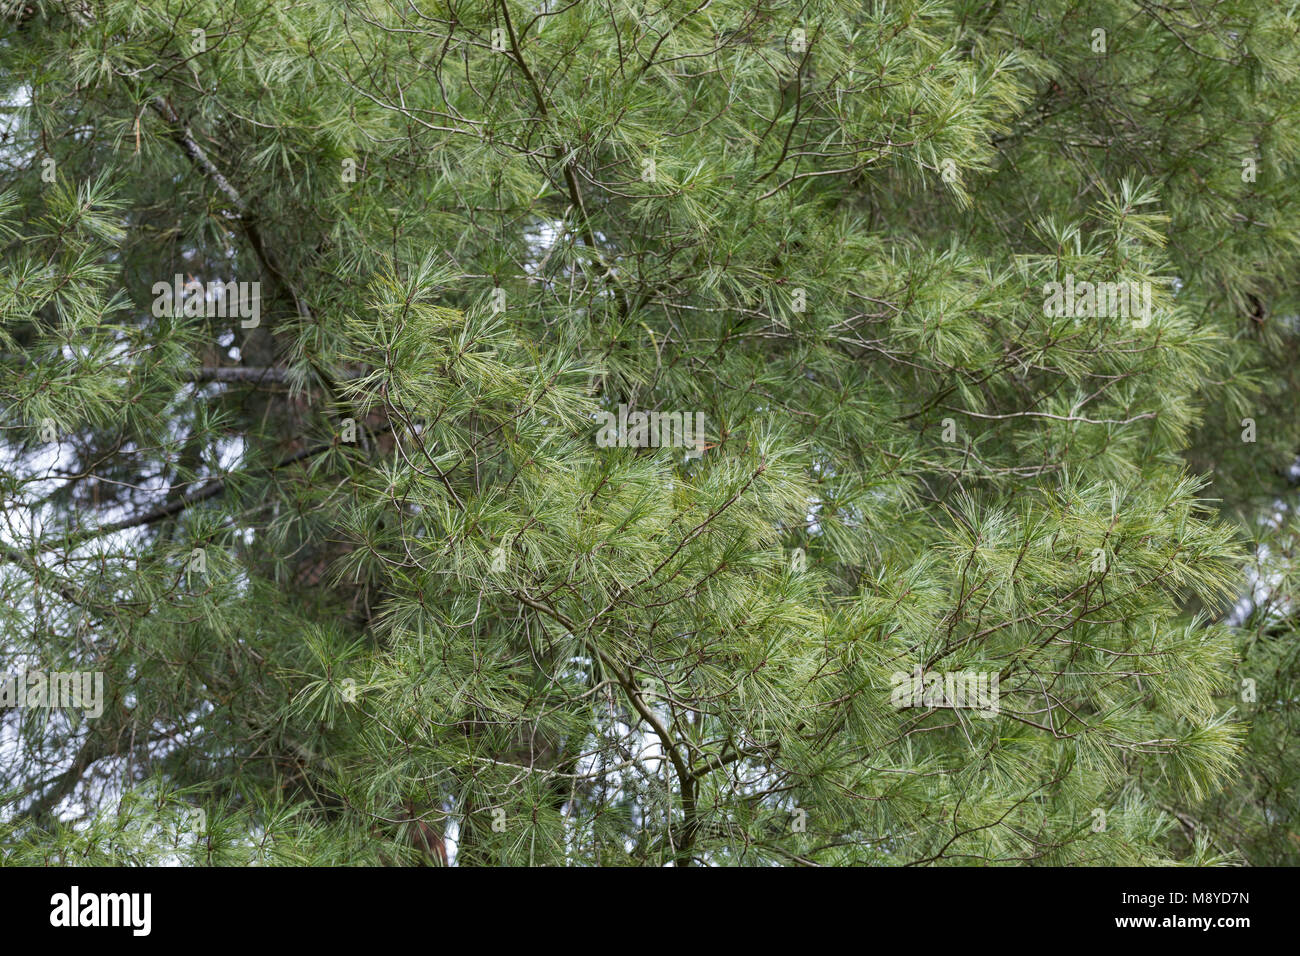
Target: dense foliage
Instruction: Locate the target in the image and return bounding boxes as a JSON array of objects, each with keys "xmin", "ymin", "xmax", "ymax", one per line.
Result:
[{"xmin": 1, "ymin": 0, "xmax": 1297, "ymax": 865}]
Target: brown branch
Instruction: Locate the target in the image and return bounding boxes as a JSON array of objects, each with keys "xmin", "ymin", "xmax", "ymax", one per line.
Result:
[{"xmin": 182, "ymin": 367, "xmax": 366, "ymax": 384}]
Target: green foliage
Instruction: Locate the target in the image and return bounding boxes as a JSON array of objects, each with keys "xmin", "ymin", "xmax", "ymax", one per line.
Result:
[{"xmin": 1, "ymin": 0, "xmax": 1296, "ymax": 865}]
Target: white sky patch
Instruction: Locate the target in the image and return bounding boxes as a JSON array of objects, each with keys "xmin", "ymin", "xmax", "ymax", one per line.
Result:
[{"xmin": 0, "ymin": 83, "xmax": 34, "ymax": 168}]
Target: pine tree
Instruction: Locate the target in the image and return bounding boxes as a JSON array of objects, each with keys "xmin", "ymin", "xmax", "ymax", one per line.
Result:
[{"xmin": 1, "ymin": 0, "xmax": 1296, "ymax": 865}]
